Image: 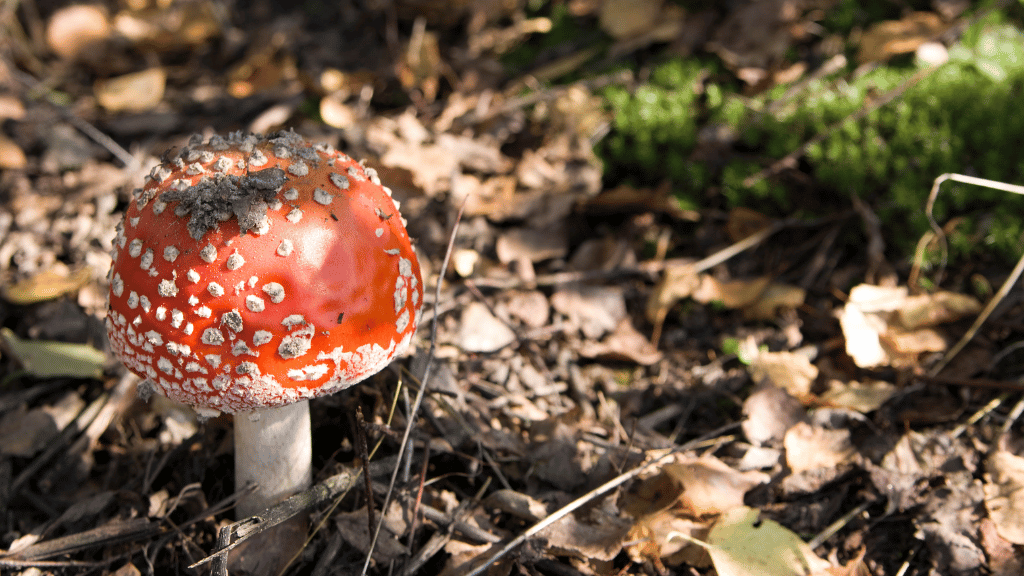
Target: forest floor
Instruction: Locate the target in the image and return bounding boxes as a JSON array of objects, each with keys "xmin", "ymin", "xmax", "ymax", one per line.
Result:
[{"xmin": 1, "ymin": 1, "xmax": 1024, "ymax": 575}]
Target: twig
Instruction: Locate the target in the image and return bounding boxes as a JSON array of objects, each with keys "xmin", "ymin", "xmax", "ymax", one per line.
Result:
[
  {"xmin": 361, "ymin": 199, "xmax": 467, "ymax": 575},
  {"xmin": 188, "ymin": 468, "xmax": 361, "ymax": 570},
  {"xmin": 465, "ymin": 423, "xmax": 739, "ymax": 576},
  {"xmin": 919, "ymin": 174, "xmax": 1024, "ymax": 376},
  {"xmin": 808, "ymin": 499, "xmax": 876, "ymax": 550}
]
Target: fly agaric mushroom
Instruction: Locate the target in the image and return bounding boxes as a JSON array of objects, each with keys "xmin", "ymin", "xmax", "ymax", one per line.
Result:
[{"xmin": 106, "ymin": 131, "xmax": 423, "ymax": 517}]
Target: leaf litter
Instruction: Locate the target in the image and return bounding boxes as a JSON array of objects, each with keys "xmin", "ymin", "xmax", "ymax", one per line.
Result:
[{"xmin": 0, "ymin": 1, "xmax": 1023, "ymax": 575}]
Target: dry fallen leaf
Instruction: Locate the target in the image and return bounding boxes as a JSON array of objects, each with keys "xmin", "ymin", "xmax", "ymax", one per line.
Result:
[
  {"xmin": 743, "ymin": 283, "xmax": 806, "ymax": 321},
  {"xmin": 627, "ymin": 510, "xmax": 710, "ymax": 567},
  {"xmin": 505, "ymin": 290, "xmax": 550, "ymax": 328},
  {"xmin": 578, "ymin": 318, "xmax": 663, "ymax": 365},
  {"xmin": 857, "ymin": 11, "xmax": 946, "ymax": 64},
  {"xmin": 984, "ymin": 450, "xmax": 1024, "ymax": 545},
  {"xmin": 693, "ymin": 275, "xmax": 772, "ymax": 308},
  {"xmin": 598, "ymin": 0, "xmax": 664, "ymax": 40},
  {"xmin": 784, "ymin": 422, "xmax": 856, "ymax": 474},
  {"xmin": 748, "ymin": 350, "xmax": 819, "ymax": 399},
  {"xmin": 46, "ymin": 4, "xmax": 111, "ymax": 60},
  {"xmin": 551, "ymin": 285, "xmax": 626, "ymax": 340},
  {"xmin": 742, "ymin": 384, "xmax": 806, "ymax": 446},
  {"xmin": 665, "ymin": 457, "xmax": 770, "ymax": 517},
  {"xmin": 3, "ymin": 266, "xmax": 92, "ymax": 304},
  {"xmin": 495, "ymin": 225, "xmax": 569, "ymax": 264},
  {"xmin": 896, "ymin": 291, "xmax": 982, "ymax": 330},
  {"xmin": 0, "ymin": 135, "xmax": 27, "ymax": 170},
  {"xmin": 646, "ymin": 261, "xmax": 700, "ymax": 323},
  {"xmin": 456, "ymin": 301, "xmax": 516, "ymax": 353},
  {"xmin": 0, "ymin": 392, "xmax": 85, "ymax": 457},
  {"xmin": 541, "ymin": 512, "xmax": 630, "ymax": 563},
  {"xmin": 818, "ymin": 379, "xmax": 896, "ymax": 413},
  {"xmin": 95, "ymin": 68, "xmax": 166, "ymax": 113},
  {"xmin": 726, "ymin": 207, "xmax": 774, "ymax": 242},
  {"xmin": 334, "ymin": 501, "xmax": 409, "ymax": 563}
]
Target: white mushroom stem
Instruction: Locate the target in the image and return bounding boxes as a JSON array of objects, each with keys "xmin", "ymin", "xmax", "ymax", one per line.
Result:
[{"xmin": 234, "ymin": 400, "xmax": 312, "ymax": 518}]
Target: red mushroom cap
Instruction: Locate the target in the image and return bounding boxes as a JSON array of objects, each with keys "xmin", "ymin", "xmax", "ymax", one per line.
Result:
[{"xmin": 106, "ymin": 131, "xmax": 423, "ymax": 414}]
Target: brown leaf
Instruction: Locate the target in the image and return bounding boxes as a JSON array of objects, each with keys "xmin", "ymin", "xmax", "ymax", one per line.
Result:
[
  {"xmin": 599, "ymin": 0, "xmax": 664, "ymax": 39},
  {"xmin": 578, "ymin": 319, "xmax": 663, "ymax": 365},
  {"xmin": 692, "ymin": 275, "xmax": 771, "ymax": 308},
  {"xmin": 748, "ymin": 350, "xmax": 819, "ymax": 399},
  {"xmin": 47, "ymin": 5, "xmax": 111, "ymax": 60},
  {"xmin": 645, "ymin": 262, "xmax": 700, "ymax": 323},
  {"xmin": 742, "ymin": 384, "xmax": 806, "ymax": 446},
  {"xmin": 3, "ymin": 266, "xmax": 92, "ymax": 304},
  {"xmin": 985, "ymin": 450, "xmax": 1024, "ymax": 545},
  {"xmin": 0, "ymin": 135, "xmax": 27, "ymax": 170},
  {"xmin": 895, "ymin": 291, "xmax": 982, "ymax": 330},
  {"xmin": 784, "ymin": 422, "xmax": 856, "ymax": 474},
  {"xmin": 857, "ymin": 11, "xmax": 947, "ymax": 64},
  {"xmin": 726, "ymin": 207, "xmax": 774, "ymax": 242},
  {"xmin": 94, "ymin": 68, "xmax": 166, "ymax": 113},
  {"xmin": 664, "ymin": 457, "xmax": 770, "ymax": 517},
  {"xmin": 456, "ymin": 302, "xmax": 516, "ymax": 353}
]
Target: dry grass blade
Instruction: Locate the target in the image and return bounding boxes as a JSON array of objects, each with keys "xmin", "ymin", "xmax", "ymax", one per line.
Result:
[
  {"xmin": 362, "ymin": 199, "xmax": 468, "ymax": 576},
  {"xmin": 919, "ymin": 173, "xmax": 1024, "ymax": 376}
]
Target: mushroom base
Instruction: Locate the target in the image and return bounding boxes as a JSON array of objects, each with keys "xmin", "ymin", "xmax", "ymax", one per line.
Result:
[{"xmin": 234, "ymin": 400, "xmax": 313, "ymax": 518}]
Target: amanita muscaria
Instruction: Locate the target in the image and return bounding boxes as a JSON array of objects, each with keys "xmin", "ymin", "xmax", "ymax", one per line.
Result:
[{"xmin": 106, "ymin": 131, "xmax": 423, "ymax": 517}]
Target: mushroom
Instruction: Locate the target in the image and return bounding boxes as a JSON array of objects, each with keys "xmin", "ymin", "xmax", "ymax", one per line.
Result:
[{"xmin": 106, "ymin": 131, "xmax": 423, "ymax": 517}]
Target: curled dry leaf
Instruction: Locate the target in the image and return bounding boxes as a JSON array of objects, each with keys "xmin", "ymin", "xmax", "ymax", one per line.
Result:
[
  {"xmin": 2, "ymin": 266, "xmax": 92, "ymax": 305},
  {"xmin": 857, "ymin": 11, "xmax": 946, "ymax": 64},
  {"xmin": 46, "ymin": 5, "xmax": 111, "ymax": 60},
  {"xmin": 540, "ymin": 512, "xmax": 631, "ymax": 563},
  {"xmin": 742, "ymin": 384, "xmax": 806, "ymax": 446},
  {"xmin": 95, "ymin": 68, "xmax": 166, "ymax": 113},
  {"xmin": 896, "ymin": 291, "xmax": 982, "ymax": 330},
  {"xmin": 599, "ymin": 0, "xmax": 664, "ymax": 39},
  {"xmin": 838, "ymin": 284, "xmax": 980, "ymax": 369},
  {"xmin": 505, "ymin": 290, "xmax": 550, "ymax": 328},
  {"xmin": 692, "ymin": 275, "xmax": 772, "ymax": 308},
  {"xmin": 457, "ymin": 301, "xmax": 516, "ymax": 353},
  {"xmin": 334, "ymin": 501, "xmax": 409, "ymax": 563},
  {"xmin": 578, "ymin": 318, "xmax": 663, "ymax": 365},
  {"xmin": 783, "ymin": 421, "xmax": 856, "ymax": 474},
  {"xmin": 818, "ymin": 379, "xmax": 896, "ymax": 413},
  {"xmin": 113, "ymin": 3, "xmax": 221, "ymax": 50},
  {"xmin": 484, "ymin": 489, "xmax": 548, "ymax": 522},
  {"xmin": 663, "ymin": 456, "xmax": 770, "ymax": 517},
  {"xmin": 628, "ymin": 510, "xmax": 711, "ymax": 567},
  {"xmin": 495, "ymin": 225, "xmax": 569, "ymax": 264},
  {"xmin": 748, "ymin": 350, "xmax": 819, "ymax": 399},
  {"xmin": 551, "ymin": 285, "xmax": 626, "ymax": 340},
  {"xmin": 646, "ymin": 262, "xmax": 700, "ymax": 323},
  {"xmin": 743, "ymin": 283, "xmax": 806, "ymax": 321},
  {"xmin": 984, "ymin": 450, "xmax": 1024, "ymax": 545},
  {"xmin": 0, "ymin": 135, "xmax": 27, "ymax": 170},
  {"xmin": 0, "ymin": 392, "xmax": 85, "ymax": 457}
]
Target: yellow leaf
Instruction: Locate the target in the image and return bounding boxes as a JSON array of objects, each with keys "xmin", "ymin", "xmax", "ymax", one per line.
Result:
[{"xmin": 0, "ymin": 328, "xmax": 106, "ymax": 379}]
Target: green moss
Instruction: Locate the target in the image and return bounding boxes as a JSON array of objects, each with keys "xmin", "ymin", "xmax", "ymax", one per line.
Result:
[
  {"xmin": 595, "ymin": 10, "xmax": 1024, "ymax": 262},
  {"xmin": 596, "ymin": 59, "xmax": 715, "ymax": 199}
]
